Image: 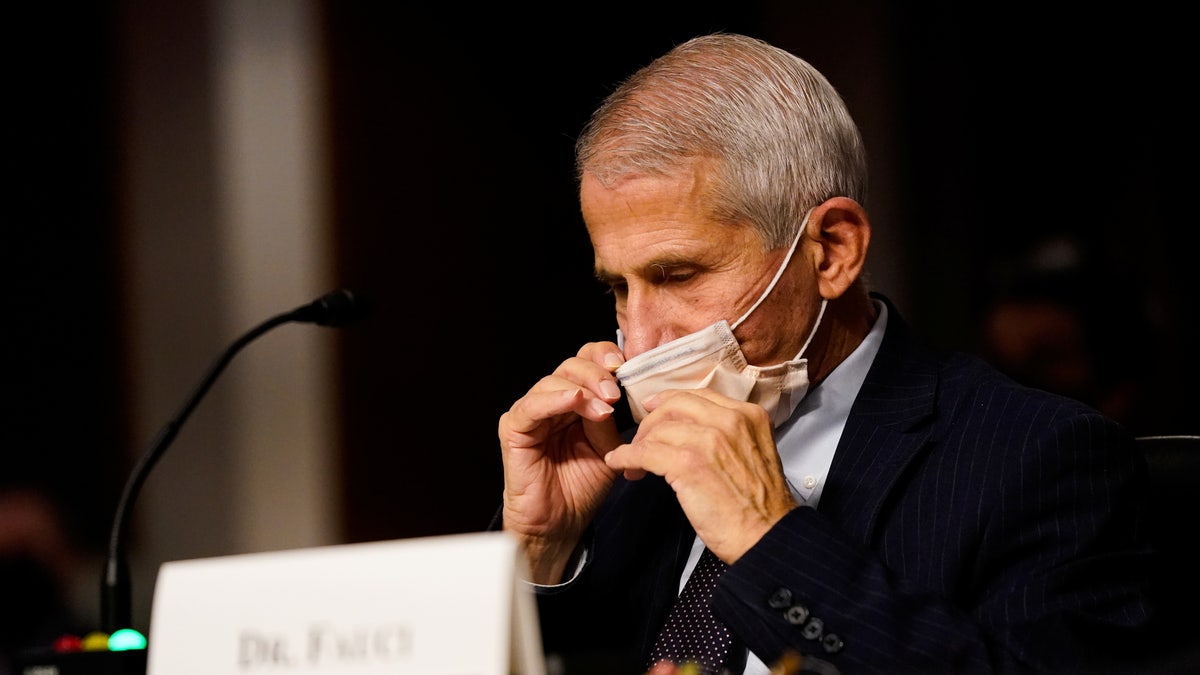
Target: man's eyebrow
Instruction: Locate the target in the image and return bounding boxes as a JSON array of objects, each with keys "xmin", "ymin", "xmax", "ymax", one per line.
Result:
[
  {"xmin": 594, "ymin": 267, "xmax": 621, "ymax": 285},
  {"xmin": 594, "ymin": 256, "xmax": 697, "ymax": 284}
]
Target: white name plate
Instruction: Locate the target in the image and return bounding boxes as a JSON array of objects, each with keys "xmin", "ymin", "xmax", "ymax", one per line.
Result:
[{"xmin": 147, "ymin": 531, "xmax": 545, "ymax": 675}]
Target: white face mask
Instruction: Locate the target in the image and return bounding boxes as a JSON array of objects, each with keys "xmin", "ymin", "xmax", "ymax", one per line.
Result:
[{"xmin": 614, "ymin": 213, "xmax": 826, "ymax": 428}]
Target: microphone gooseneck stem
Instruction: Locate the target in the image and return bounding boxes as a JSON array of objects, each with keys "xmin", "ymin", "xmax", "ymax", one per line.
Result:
[{"xmin": 101, "ymin": 309, "xmax": 297, "ymax": 632}]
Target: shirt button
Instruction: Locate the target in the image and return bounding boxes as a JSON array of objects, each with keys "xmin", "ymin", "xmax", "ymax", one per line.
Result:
[{"xmin": 803, "ymin": 475, "xmax": 817, "ymax": 489}]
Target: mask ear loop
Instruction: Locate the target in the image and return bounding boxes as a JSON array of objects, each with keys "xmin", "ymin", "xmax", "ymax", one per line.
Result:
[
  {"xmin": 795, "ymin": 297, "xmax": 827, "ymax": 358},
  {"xmin": 731, "ymin": 209, "xmax": 814, "ymax": 332}
]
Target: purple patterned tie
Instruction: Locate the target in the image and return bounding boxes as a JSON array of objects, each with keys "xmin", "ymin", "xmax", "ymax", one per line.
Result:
[{"xmin": 646, "ymin": 547, "xmax": 734, "ymax": 674}]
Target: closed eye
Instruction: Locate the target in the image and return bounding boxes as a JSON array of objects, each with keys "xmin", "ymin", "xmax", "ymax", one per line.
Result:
[
  {"xmin": 594, "ymin": 271, "xmax": 626, "ymax": 296},
  {"xmin": 651, "ymin": 263, "xmax": 697, "ymax": 285},
  {"xmin": 594, "ymin": 262, "xmax": 700, "ymax": 296},
  {"xmin": 600, "ymin": 280, "xmax": 627, "ymax": 296}
]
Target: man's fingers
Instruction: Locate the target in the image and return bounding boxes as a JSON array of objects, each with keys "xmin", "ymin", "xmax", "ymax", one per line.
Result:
[
  {"xmin": 604, "ymin": 443, "xmax": 650, "ymax": 478},
  {"xmin": 550, "ymin": 355, "xmax": 624, "ymax": 405},
  {"xmin": 503, "ymin": 387, "xmax": 614, "ymax": 441},
  {"xmin": 642, "ymin": 387, "xmax": 755, "ymax": 421},
  {"xmin": 576, "ymin": 340, "xmax": 626, "ymax": 372}
]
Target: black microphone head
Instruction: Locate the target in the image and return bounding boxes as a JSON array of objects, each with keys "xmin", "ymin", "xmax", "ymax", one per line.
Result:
[{"xmin": 291, "ymin": 289, "xmax": 369, "ymax": 327}]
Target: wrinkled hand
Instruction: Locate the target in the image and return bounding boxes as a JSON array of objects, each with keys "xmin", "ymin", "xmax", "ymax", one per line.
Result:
[
  {"xmin": 499, "ymin": 341, "xmax": 628, "ymax": 584},
  {"xmin": 603, "ymin": 388, "xmax": 798, "ymax": 564}
]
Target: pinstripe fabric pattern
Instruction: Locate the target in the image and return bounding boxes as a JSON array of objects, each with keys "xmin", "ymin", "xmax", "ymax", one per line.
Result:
[{"xmin": 533, "ymin": 294, "xmax": 1154, "ymax": 674}]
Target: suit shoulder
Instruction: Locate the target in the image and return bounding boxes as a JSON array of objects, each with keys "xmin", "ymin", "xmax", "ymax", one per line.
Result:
[{"xmin": 938, "ymin": 349, "xmax": 1132, "ymax": 449}]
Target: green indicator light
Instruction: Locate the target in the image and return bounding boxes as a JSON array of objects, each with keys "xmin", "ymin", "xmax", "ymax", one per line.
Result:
[{"xmin": 108, "ymin": 628, "xmax": 148, "ymax": 651}]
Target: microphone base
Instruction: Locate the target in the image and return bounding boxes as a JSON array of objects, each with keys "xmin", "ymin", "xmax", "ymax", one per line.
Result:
[{"xmin": 13, "ymin": 649, "xmax": 147, "ymax": 675}]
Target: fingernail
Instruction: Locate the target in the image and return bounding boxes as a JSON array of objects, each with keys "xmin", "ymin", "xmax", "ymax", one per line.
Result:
[
  {"xmin": 599, "ymin": 379, "xmax": 621, "ymax": 400},
  {"xmin": 589, "ymin": 398, "xmax": 614, "ymax": 415},
  {"xmin": 604, "ymin": 353, "xmax": 625, "ymax": 370}
]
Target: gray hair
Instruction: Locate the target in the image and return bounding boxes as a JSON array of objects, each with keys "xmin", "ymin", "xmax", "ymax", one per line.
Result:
[{"xmin": 575, "ymin": 33, "xmax": 868, "ymax": 249}]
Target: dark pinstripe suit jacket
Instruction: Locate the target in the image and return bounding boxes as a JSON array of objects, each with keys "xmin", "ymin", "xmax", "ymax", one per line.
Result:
[{"xmin": 533, "ymin": 294, "xmax": 1155, "ymax": 674}]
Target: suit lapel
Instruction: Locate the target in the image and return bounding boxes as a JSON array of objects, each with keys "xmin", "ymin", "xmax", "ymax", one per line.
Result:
[{"xmin": 820, "ymin": 294, "xmax": 938, "ymax": 543}]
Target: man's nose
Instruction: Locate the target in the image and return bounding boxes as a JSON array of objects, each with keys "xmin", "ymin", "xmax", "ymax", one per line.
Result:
[
  {"xmin": 620, "ymin": 290, "xmax": 671, "ymax": 359},
  {"xmin": 620, "ymin": 327, "xmax": 654, "ymax": 360}
]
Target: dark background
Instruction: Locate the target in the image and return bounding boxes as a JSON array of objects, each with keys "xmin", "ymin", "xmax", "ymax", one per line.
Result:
[{"xmin": 5, "ymin": 0, "xmax": 1195, "ymax": 574}]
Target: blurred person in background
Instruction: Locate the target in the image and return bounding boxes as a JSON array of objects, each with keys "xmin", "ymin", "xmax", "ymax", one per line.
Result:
[
  {"xmin": 0, "ymin": 487, "xmax": 89, "ymax": 675},
  {"xmin": 972, "ymin": 234, "xmax": 1162, "ymax": 435}
]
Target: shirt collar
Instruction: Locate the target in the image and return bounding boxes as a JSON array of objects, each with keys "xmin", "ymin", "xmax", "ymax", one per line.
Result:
[{"xmin": 775, "ymin": 298, "xmax": 888, "ymax": 505}]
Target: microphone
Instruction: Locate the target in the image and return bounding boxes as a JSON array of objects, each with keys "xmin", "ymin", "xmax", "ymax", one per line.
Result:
[
  {"xmin": 101, "ymin": 288, "xmax": 368, "ymax": 633},
  {"xmin": 287, "ymin": 287, "xmax": 369, "ymax": 327}
]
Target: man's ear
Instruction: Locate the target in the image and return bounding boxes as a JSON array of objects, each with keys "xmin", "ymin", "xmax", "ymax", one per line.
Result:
[{"xmin": 805, "ymin": 197, "xmax": 871, "ymax": 299}]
